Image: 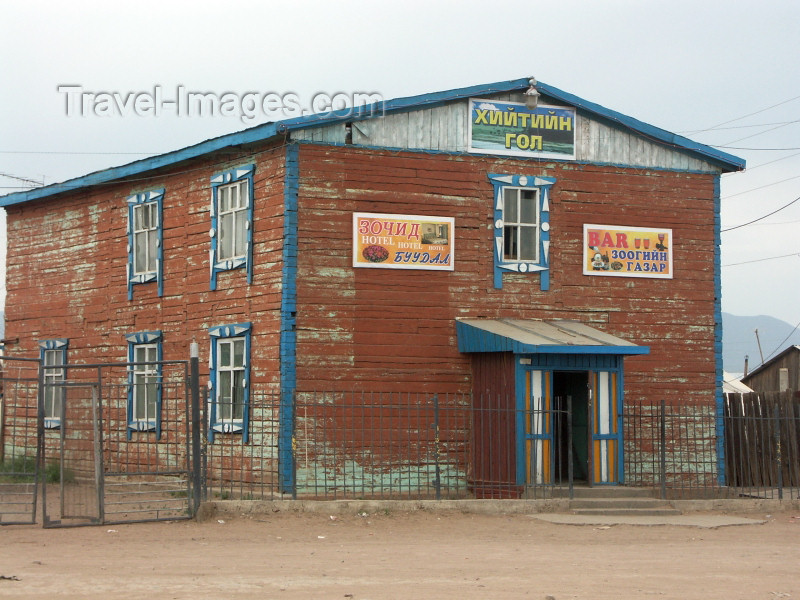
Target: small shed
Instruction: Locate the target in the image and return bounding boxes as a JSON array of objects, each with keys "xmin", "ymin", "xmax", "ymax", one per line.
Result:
[{"xmin": 741, "ymin": 346, "xmax": 800, "ymax": 392}]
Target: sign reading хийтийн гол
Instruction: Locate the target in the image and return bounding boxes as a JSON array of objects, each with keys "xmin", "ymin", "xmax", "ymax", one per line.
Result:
[
  {"xmin": 353, "ymin": 213, "xmax": 455, "ymax": 271},
  {"xmin": 468, "ymin": 98, "xmax": 576, "ymax": 160},
  {"xmin": 583, "ymin": 224, "xmax": 673, "ymax": 279}
]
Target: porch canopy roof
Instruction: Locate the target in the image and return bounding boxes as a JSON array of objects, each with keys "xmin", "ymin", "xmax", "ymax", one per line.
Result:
[{"xmin": 456, "ymin": 318, "xmax": 650, "ymax": 356}]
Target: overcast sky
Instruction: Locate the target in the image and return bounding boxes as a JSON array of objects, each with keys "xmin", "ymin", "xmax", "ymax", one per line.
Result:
[{"xmin": 1, "ymin": 0, "xmax": 799, "ymax": 331}]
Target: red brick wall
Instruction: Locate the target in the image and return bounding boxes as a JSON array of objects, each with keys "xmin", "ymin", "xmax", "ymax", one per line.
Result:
[
  {"xmin": 5, "ymin": 144, "xmax": 287, "ymax": 387},
  {"xmin": 294, "ymin": 144, "xmax": 719, "ymax": 406}
]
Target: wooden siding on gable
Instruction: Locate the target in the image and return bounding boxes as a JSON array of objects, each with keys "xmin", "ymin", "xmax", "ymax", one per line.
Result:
[{"xmin": 292, "ymin": 93, "xmax": 719, "ymax": 173}]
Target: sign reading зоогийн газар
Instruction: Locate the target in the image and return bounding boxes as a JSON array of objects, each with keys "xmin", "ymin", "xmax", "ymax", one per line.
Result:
[
  {"xmin": 583, "ymin": 224, "xmax": 673, "ymax": 279},
  {"xmin": 468, "ymin": 99, "xmax": 576, "ymax": 160},
  {"xmin": 353, "ymin": 213, "xmax": 454, "ymax": 270}
]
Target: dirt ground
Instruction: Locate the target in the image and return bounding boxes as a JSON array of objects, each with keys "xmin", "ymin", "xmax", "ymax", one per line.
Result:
[{"xmin": 0, "ymin": 509, "xmax": 798, "ymax": 599}]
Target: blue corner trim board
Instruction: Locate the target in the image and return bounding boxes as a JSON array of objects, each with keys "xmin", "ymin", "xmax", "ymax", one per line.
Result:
[
  {"xmin": 713, "ymin": 174, "xmax": 726, "ymax": 485},
  {"xmin": 279, "ymin": 143, "xmax": 299, "ymax": 493},
  {"xmin": 0, "ymin": 77, "xmax": 744, "ymax": 208}
]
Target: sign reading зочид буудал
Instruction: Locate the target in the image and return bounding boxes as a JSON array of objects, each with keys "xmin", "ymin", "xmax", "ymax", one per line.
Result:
[
  {"xmin": 468, "ymin": 98, "xmax": 576, "ymax": 160},
  {"xmin": 583, "ymin": 224, "xmax": 673, "ymax": 279},
  {"xmin": 353, "ymin": 213, "xmax": 455, "ymax": 271}
]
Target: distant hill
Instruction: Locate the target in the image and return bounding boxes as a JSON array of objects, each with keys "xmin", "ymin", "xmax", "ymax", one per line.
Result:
[{"xmin": 723, "ymin": 313, "xmax": 800, "ymax": 375}]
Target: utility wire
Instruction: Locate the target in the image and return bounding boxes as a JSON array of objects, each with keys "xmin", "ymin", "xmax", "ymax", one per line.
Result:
[
  {"xmin": 684, "ymin": 94, "xmax": 800, "ymax": 134},
  {"xmin": 722, "ymin": 252, "xmax": 800, "ymax": 267},
  {"xmin": 722, "ymin": 195, "xmax": 800, "ymax": 232}
]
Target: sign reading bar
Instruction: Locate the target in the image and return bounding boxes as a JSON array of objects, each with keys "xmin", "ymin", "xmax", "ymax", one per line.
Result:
[
  {"xmin": 583, "ymin": 224, "xmax": 673, "ymax": 279},
  {"xmin": 353, "ymin": 213, "xmax": 454, "ymax": 271},
  {"xmin": 468, "ymin": 98, "xmax": 576, "ymax": 160}
]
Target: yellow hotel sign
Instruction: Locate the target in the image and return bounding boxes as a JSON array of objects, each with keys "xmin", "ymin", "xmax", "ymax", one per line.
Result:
[
  {"xmin": 583, "ymin": 224, "xmax": 673, "ymax": 279},
  {"xmin": 353, "ymin": 213, "xmax": 454, "ymax": 270}
]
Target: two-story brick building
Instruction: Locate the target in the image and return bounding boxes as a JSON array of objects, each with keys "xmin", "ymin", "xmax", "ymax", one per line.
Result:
[{"xmin": 0, "ymin": 77, "xmax": 744, "ymax": 496}]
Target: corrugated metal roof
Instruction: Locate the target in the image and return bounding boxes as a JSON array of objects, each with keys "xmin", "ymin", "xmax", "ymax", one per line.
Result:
[{"xmin": 456, "ymin": 318, "xmax": 649, "ymax": 355}]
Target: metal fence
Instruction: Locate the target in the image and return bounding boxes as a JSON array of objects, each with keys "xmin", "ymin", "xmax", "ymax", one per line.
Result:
[{"xmin": 205, "ymin": 391, "xmax": 800, "ymax": 502}]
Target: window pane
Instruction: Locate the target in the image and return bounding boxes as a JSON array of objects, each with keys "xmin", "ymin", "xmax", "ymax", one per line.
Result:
[
  {"xmin": 219, "ymin": 341, "xmax": 231, "ymax": 367},
  {"xmin": 135, "ymin": 374, "xmax": 147, "ymax": 419},
  {"xmin": 146, "ymin": 382, "xmax": 157, "ymax": 419},
  {"xmin": 239, "ymin": 181, "xmax": 249, "ymax": 208},
  {"xmin": 232, "ymin": 371, "xmax": 244, "ymax": 420},
  {"xmin": 218, "ymin": 186, "xmax": 229, "ymax": 213},
  {"xmin": 134, "ymin": 231, "xmax": 147, "ymax": 272},
  {"xmin": 218, "ymin": 371, "xmax": 232, "ymax": 420},
  {"xmin": 235, "ymin": 212, "xmax": 247, "ymax": 258},
  {"xmin": 233, "ymin": 339, "xmax": 245, "ymax": 367},
  {"xmin": 519, "ymin": 227, "xmax": 537, "ymax": 261},
  {"xmin": 503, "ymin": 226, "xmax": 518, "ymax": 260},
  {"xmin": 219, "ymin": 213, "xmax": 234, "ymax": 260},
  {"xmin": 147, "ymin": 230, "xmax": 158, "ymax": 272},
  {"xmin": 520, "ymin": 190, "xmax": 537, "ymax": 224},
  {"xmin": 229, "ymin": 183, "xmax": 239, "ymax": 209},
  {"xmin": 504, "ymin": 189, "xmax": 518, "ymax": 223}
]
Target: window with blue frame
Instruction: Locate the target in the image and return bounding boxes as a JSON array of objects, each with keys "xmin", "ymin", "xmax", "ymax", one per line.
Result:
[
  {"xmin": 210, "ymin": 165, "xmax": 254, "ymax": 290},
  {"xmin": 39, "ymin": 339, "xmax": 68, "ymax": 429},
  {"xmin": 208, "ymin": 322, "xmax": 252, "ymax": 442},
  {"xmin": 488, "ymin": 174, "xmax": 556, "ymax": 290},
  {"xmin": 125, "ymin": 331, "xmax": 163, "ymax": 439},
  {"xmin": 126, "ymin": 189, "xmax": 164, "ymax": 300}
]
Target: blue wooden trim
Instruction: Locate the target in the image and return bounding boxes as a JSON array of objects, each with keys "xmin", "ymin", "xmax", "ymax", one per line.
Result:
[
  {"xmin": 0, "ymin": 78, "xmax": 744, "ymax": 209},
  {"xmin": 279, "ymin": 143, "xmax": 299, "ymax": 493},
  {"xmin": 209, "ymin": 165, "xmax": 255, "ymax": 291},
  {"xmin": 488, "ymin": 174, "xmax": 556, "ymax": 290},
  {"xmin": 125, "ymin": 331, "xmax": 163, "ymax": 440},
  {"xmin": 207, "ymin": 322, "xmax": 252, "ymax": 444},
  {"xmin": 713, "ymin": 175, "xmax": 726, "ymax": 485}
]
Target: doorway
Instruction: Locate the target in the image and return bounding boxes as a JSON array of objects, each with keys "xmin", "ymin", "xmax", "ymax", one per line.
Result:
[{"xmin": 553, "ymin": 371, "xmax": 589, "ymax": 483}]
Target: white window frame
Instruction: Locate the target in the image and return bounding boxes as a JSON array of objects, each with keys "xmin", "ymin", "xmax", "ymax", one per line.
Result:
[
  {"xmin": 209, "ymin": 165, "xmax": 255, "ymax": 290},
  {"xmin": 125, "ymin": 331, "xmax": 163, "ymax": 438},
  {"xmin": 502, "ymin": 187, "xmax": 541, "ymax": 263},
  {"xmin": 488, "ymin": 173, "xmax": 556, "ymax": 290},
  {"xmin": 217, "ymin": 180, "xmax": 249, "ymax": 262},
  {"xmin": 39, "ymin": 339, "xmax": 68, "ymax": 429},
  {"xmin": 126, "ymin": 189, "xmax": 164, "ymax": 299},
  {"xmin": 208, "ymin": 322, "xmax": 252, "ymax": 442},
  {"xmin": 132, "ymin": 202, "xmax": 159, "ymax": 275}
]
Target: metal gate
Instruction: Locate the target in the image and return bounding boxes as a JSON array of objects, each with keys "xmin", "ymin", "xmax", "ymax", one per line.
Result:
[
  {"xmin": 0, "ymin": 357, "xmax": 42, "ymax": 524},
  {"xmin": 0, "ymin": 354, "xmax": 202, "ymax": 527}
]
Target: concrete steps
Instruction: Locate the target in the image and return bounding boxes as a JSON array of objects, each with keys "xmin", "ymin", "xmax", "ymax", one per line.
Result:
[{"xmin": 565, "ymin": 486, "xmax": 681, "ymax": 516}]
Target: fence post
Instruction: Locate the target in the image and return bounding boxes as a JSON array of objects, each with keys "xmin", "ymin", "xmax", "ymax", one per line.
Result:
[
  {"xmin": 774, "ymin": 404, "xmax": 783, "ymax": 501},
  {"xmin": 190, "ymin": 341, "xmax": 202, "ymax": 517},
  {"xmin": 433, "ymin": 394, "xmax": 441, "ymax": 501},
  {"xmin": 567, "ymin": 395, "xmax": 574, "ymax": 500},
  {"xmin": 660, "ymin": 399, "xmax": 667, "ymax": 501}
]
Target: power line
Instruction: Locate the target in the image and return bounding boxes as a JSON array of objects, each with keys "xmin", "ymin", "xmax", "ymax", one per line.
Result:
[
  {"xmin": 721, "ymin": 195, "xmax": 800, "ymax": 232},
  {"xmin": 686, "ymin": 94, "xmax": 800, "ymax": 133},
  {"xmin": 722, "ymin": 252, "xmax": 800, "ymax": 267},
  {"xmin": 722, "ymin": 175, "xmax": 800, "ymax": 200}
]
